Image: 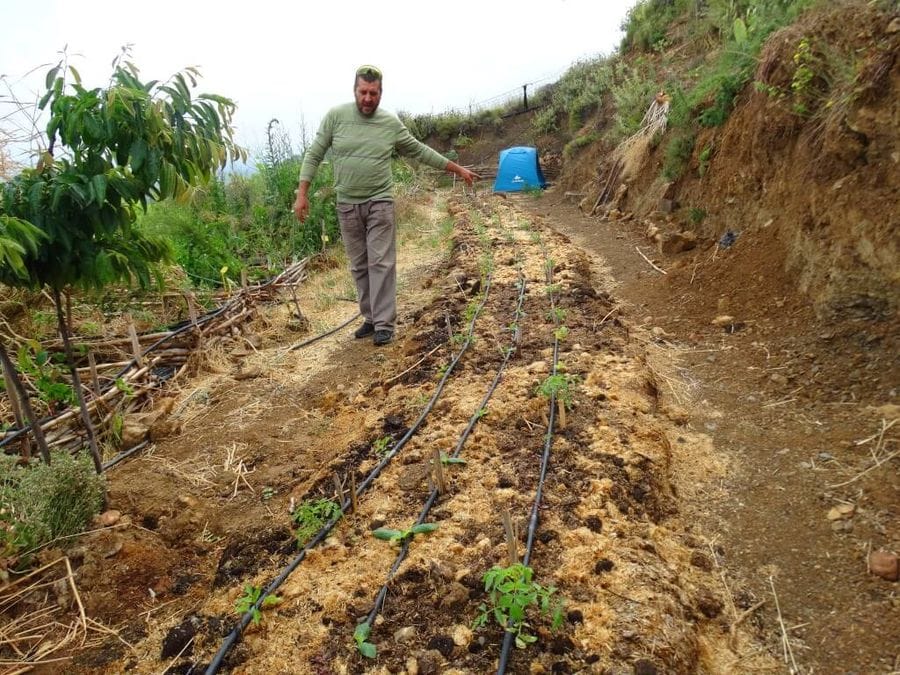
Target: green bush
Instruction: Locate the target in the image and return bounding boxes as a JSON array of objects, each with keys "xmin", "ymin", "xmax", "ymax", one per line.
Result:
[
  {"xmin": 662, "ymin": 133, "xmax": 696, "ymax": 180},
  {"xmin": 621, "ymin": 0, "xmax": 681, "ymax": 52},
  {"xmin": 1, "ymin": 452, "xmax": 105, "ymax": 565},
  {"xmin": 563, "ymin": 132, "xmax": 601, "ymax": 160},
  {"xmin": 610, "ymin": 61, "xmax": 659, "ymax": 140}
]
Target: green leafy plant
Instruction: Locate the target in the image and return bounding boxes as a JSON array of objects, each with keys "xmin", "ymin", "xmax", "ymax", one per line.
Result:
[
  {"xmin": 371, "ymin": 435, "xmax": 392, "ymax": 457},
  {"xmin": 16, "ymin": 343, "xmax": 76, "ymax": 412},
  {"xmin": 234, "ymin": 584, "xmax": 281, "ymax": 626},
  {"xmin": 472, "ymin": 563, "xmax": 564, "ymax": 649},
  {"xmin": 354, "ymin": 621, "xmax": 377, "ymax": 658},
  {"xmin": 372, "ymin": 522, "xmax": 438, "ymax": 543},
  {"xmin": 554, "ymin": 325, "xmax": 569, "ymax": 342},
  {"xmin": 291, "ymin": 498, "xmax": 341, "ymax": 547},
  {"xmin": 546, "ymin": 307, "xmax": 567, "ymax": 324},
  {"xmin": 537, "ymin": 373, "xmax": 581, "ymax": 410},
  {"xmin": 439, "ymin": 453, "xmax": 467, "ymax": 465},
  {"xmin": 0, "ymin": 53, "xmax": 245, "ymax": 471}
]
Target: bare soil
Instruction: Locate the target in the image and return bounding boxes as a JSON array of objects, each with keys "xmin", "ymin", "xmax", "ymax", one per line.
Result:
[{"xmin": 12, "ymin": 182, "xmax": 894, "ymax": 675}]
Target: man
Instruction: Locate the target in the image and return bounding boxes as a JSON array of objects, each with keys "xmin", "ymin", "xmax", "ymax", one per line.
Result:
[{"xmin": 294, "ymin": 65, "xmax": 477, "ymax": 346}]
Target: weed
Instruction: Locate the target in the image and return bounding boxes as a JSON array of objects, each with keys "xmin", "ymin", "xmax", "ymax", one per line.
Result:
[
  {"xmin": 234, "ymin": 585, "xmax": 281, "ymax": 626},
  {"xmin": 688, "ymin": 207, "xmax": 707, "ymax": 225},
  {"xmin": 291, "ymin": 498, "xmax": 341, "ymax": 547},
  {"xmin": 697, "ymin": 144, "xmax": 714, "ymax": 177},
  {"xmin": 472, "ymin": 563, "xmax": 564, "ymax": 649},
  {"xmin": 0, "ymin": 452, "xmax": 105, "ymax": 566},
  {"xmin": 372, "ymin": 435, "xmax": 393, "ymax": 457},
  {"xmin": 372, "ymin": 523, "xmax": 438, "ymax": 543},
  {"xmin": 662, "ymin": 133, "xmax": 696, "ymax": 181},
  {"xmin": 563, "ymin": 132, "xmax": 600, "ymax": 160}
]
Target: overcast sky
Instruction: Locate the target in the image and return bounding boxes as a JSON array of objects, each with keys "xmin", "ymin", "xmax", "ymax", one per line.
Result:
[{"xmin": 1, "ymin": 0, "xmax": 636, "ymax": 163}]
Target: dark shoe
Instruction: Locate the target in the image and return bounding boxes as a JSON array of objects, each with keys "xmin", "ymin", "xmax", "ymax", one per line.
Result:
[
  {"xmin": 373, "ymin": 329, "xmax": 393, "ymax": 346},
  {"xmin": 354, "ymin": 322, "xmax": 375, "ymax": 339}
]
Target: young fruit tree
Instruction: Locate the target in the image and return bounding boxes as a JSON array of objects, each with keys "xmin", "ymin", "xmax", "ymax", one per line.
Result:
[{"xmin": 0, "ymin": 54, "xmax": 246, "ymax": 471}]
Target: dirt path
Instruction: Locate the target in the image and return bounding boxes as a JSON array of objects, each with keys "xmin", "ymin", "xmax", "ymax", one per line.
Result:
[
  {"xmin": 28, "ymin": 189, "xmax": 897, "ymax": 675},
  {"xmin": 520, "ymin": 190, "xmax": 900, "ymax": 674}
]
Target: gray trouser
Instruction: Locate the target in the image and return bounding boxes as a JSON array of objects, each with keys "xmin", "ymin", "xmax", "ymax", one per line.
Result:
[{"xmin": 336, "ymin": 200, "xmax": 397, "ymax": 331}]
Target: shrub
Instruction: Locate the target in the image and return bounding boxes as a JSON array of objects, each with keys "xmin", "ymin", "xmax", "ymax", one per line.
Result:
[
  {"xmin": 662, "ymin": 133, "xmax": 696, "ymax": 180},
  {"xmin": 610, "ymin": 61, "xmax": 660, "ymax": 140},
  {"xmin": 563, "ymin": 132, "xmax": 600, "ymax": 160},
  {"xmin": 1, "ymin": 452, "xmax": 105, "ymax": 565}
]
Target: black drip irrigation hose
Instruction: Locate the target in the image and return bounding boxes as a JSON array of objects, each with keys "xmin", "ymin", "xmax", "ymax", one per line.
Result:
[
  {"xmin": 496, "ymin": 260, "xmax": 563, "ymax": 675},
  {"xmin": 358, "ymin": 274, "xmax": 527, "ymax": 650},
  {"xmin": 204, "ymin": 276, "xmax": 495, "ymax": 675},
  {"xmin": 285, "ymin": 312, "xmax": 360, "ymax": 352}
]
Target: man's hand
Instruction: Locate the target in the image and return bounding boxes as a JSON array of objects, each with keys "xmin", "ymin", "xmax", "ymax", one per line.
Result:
[
  {"xmin": 447, "ymin": 161, "xmax": 479, "ymax": 187},
  {"xmin": 293, "ymin": 182, "xmax": 311, "ymax": 222}
]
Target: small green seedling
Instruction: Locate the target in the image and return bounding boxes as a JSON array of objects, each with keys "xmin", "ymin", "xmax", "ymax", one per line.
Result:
[
  {"xmin": 472, "ymin": 563, "xmax": 563, "ymax": 649},
  {"xmin": 554, "ymin": 325, "xmax": 569, "ymax": 342},
  {"xmin": 372, "ymin": 523, "xmax": 438, "ymax": 543},
  {"xmin": 475, "ymin": 406, "xmax": 489, "ymax": 419},
  {"xmin": 292, "ymin": 498, "xmax": 341, "ymax": 547},
  {"xmin": 537, "ymin": 372, "xmax": 581, "ymax": 430},
  {"xmin": 372, "ymin": 435, "xmax": 392, "ymax": 456},
  {"xmin": 354, "ymin": 621, "xmax": 377, "ymax": 658},
  {"xmin": 440, "ymin": 452, "xmax": 467, "ymax": 465},
  {"xmin": 537, "ymin": 373, "xmax": 580, "ymax": 409},
  {"xmin": 546, "ymin": 307, "xmax": 567, "ymax": 324},
  {"xmin": 544, "ymin": 283, "xmax": 562, "ymax": 296},
  {"xmin": 234, "ymin": 584, "xmax": 281, "ymax": 626}
]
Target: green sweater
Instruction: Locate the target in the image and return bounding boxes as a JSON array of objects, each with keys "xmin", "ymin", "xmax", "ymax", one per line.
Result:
[{"xmin": 299, "ymin": 103, "xmax": 450, "ymax": 203}]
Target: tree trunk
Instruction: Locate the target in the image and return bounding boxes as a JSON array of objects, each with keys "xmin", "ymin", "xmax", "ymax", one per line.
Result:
[
  {"xmin": 53, "ymin": 287, "xmax": 103, "ymax": 473},
  {"xmin": 0, "ymin": 341, "xmax": 51, "ymax": 464}
]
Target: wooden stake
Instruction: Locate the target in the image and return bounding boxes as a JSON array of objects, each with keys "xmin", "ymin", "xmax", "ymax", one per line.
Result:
[
  {"xmin": 432, "ymin": 448, "xmax": 447, "ymax": 494},
  {"xmin": 0, "ymin": 342, "xmax": 51, "ymax": 464},
  {"xmin": 240, "ymin": 269, "xmax": 248, "ymax": 291},
  {"xmin": 87, "ymin": 352, "xmax": 101, "ymax": 397},
  {"xmin": 1, "ymin": 355, "xmax": 31, "ymax": 459},
  {"xmin": 349, "ymin": 473, "xmax": 358, "ymax": 514},
  {"xmin": 333, "ymin": 474, "xmax": 345, "ymax": 513},
  {"xmin": 557, "ymin": 398, "xmax": 566, "ymax": 430},
  {"xmin": 127, "ymin": 319, "xmax": 142, "ymax": 367},
  {"xmin": 501, "ymin": 510, "xmax": 518, "ymax": 566}
]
